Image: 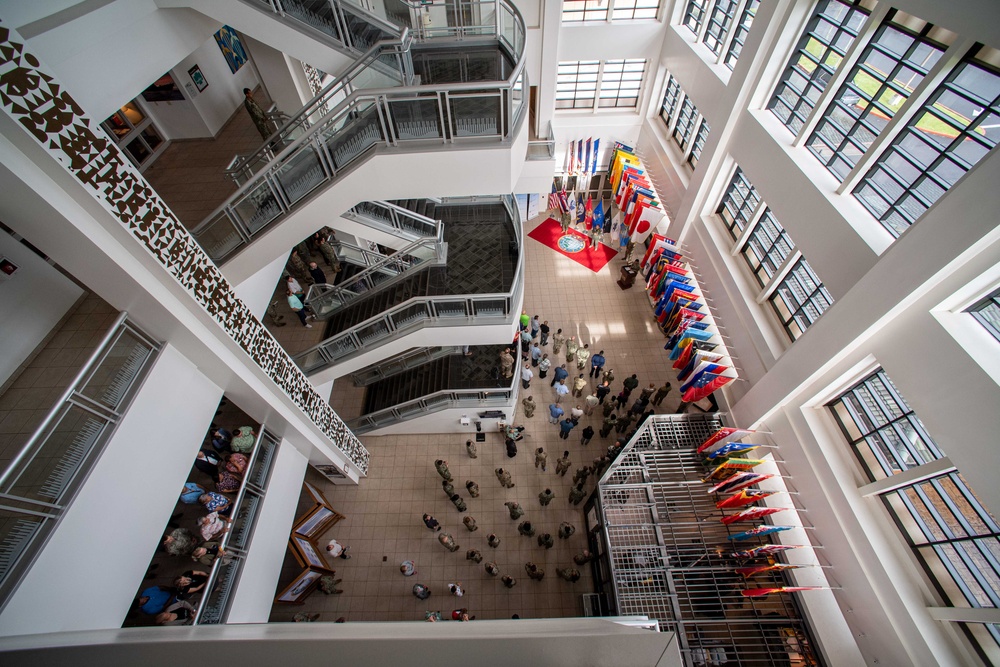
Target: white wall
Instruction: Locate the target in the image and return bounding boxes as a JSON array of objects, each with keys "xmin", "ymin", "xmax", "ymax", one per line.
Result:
[
  {"xmin": 0, "ymin": 229, "xmax": 84, "ymax": 388},
  {"xmin": 232, "ymin": 252, "xmax": 287, "ymax": 319},
  {"xmin": 243, "ymin": 35, "xmax": 312, "ymax": 117},
  {"xmin": 0, "ymin": 345, "xmax": 223, "ymax": 636},
  {"xmin": 227, "ymin": 439, "xmax": 308, "ymax": 623},
  {"xmin": 149, "ymin": 32, "xmax": 260, "ymax": 139}
]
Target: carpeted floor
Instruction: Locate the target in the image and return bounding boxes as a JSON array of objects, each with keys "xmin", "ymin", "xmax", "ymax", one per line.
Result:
[{"xmin": 526, "ymin": 217, "xmax": 617, "ymax": 272}]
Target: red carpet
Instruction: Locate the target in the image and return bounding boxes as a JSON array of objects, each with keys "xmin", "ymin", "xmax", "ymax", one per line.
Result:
[{"xmin": 527, "ymin": 217, "xmax": 618, "ymax": 272}]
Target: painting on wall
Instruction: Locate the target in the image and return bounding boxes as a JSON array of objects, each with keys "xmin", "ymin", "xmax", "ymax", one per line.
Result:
[
  {"xmin": 141, "ymin": 73, "xmax": 184, "ymax": 102},
  {"xmin": 214, "ymin": 25, "xmax": 248, "ymax": 74},
  {"xmin": 188, "ymin": 64, "xmax": 208, "ymax": 92}
]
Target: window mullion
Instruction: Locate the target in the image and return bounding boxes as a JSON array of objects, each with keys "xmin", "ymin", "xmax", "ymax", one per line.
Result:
[
  {"xmin": 716, "ymin": 0, "xmax": 748, "ymax": 67},
  {"xmin": 858, "ymin": 457, "xmax": 955, "ymax": 497},
  {"xmin": 595, "ymin": 60, "xmax": 607, "ymax": 109},
  {"xmin": 791, "ymin": 4, "xmax": 890, "ymax": 147},
  {"xmin": 684, "ymin": 117, "xmax": 702, "ymax": 160},
  {"xmin": 730, "ymin": 197, "xmax": 767, "ymax": 253},
  {"xmin": 606, "ymin": 0, "xmax": 616, "ymax": 24},
  {"xmin": 695, "ymin": 0, "xmax": 716, "ymax": 44},
  {"xmin": 835, "ymin": 36, "xmax": 980, "ymax": 195},
  {"xmin": 757, "ymin": 248, "xmax": 801, "ymax": 303}
]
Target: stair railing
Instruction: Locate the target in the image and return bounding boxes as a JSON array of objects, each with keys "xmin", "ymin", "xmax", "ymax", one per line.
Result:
[
  {"xmin": 191, "ymin": 0, "xmax": 526, "ymax": 264},
  {"xmin": 344, "ymin": 200, "xmax": 440, "ymax": 239},
  {"xmin": 349, "ymin": 345, "xmax": 466, "ymax": 385},
  {"xmin": 292, "ymin": 194, "xmax": 523, "ymax": 373}
]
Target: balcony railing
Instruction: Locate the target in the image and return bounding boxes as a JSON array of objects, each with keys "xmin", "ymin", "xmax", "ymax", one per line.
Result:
[
  {"xmin": 347, "ymin": 384, "xmax": 515, "ymax": 433},
  {"xmin": 349, "ymin": 345, "xmax": 466, "ymax": 385},
  {"xmin": 190, "ymin": 0, "xmax": 527, "ymax": 264},
  {"xmin": 344, "ymin": 199, "xmax": 441, "ymax": 240},
  {"xmin": 304, "ymin": 224, "xmax": 445, "ymax": 318},
  {"xmin": 527, "ymin": 120, "xmax": 555, "ymax": 161},
  {"xmin": 0, "ymin": 314, "xmax": 160, "ymax": 608},
  {"xmin": 292, "ymin": 194, "xmax": 524, "ymax": 374},
  {"xmin": 194, "ymin": 428, "xmax": 280, "ymax": 624}
]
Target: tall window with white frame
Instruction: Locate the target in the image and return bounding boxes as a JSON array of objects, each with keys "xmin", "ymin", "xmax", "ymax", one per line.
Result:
[
  {"xmin": 600, "ymin": 59, "xmax": 647, "ymax": 108},
  {"xmin": 967, "ymin": 287, "xmax": 1000, "ymax": 343},
  {"xmin": 556, "ymin": 60, "xmax": 600, "ymax": 109},
  {"xmin": 768, "ymin": 0, "xmax": 874, "ymax": 135},
  {"xmin": 853, "ymin": 46, "xmax": 1000, "ymax": 237},
  {"xmin": 828, "ymin": 369, "xmax": 1000, "ymax": 658},
  {"xmin": 558, "ymin": 60, "xmax": 647, "ymax": 109},
  {"xmin": 681, "ymin": 0, "xmax": 762, "ymax": 70},
  {"xmin": 716, "ymin": 165, "xmax": 834, "ymax": 340},
  {"xmin": 805, "ymin": 11, "xmax": 952, "ymax": 182},
  {"xmin": 562, "ymin": 0, "xmax": 660, "ymax": 22},
  {"xmin": 659, "ymin": 72, "xmax": 711, "ymax": 170},
  {"xmin": 769, "ymin": 5, "xmax": 999, "ymax": 241}
]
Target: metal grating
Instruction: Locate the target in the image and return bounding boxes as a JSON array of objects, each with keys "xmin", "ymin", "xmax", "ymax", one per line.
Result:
[{"xmin": 596, "ymin": 414, "xmax": 821, "ymax": 666}]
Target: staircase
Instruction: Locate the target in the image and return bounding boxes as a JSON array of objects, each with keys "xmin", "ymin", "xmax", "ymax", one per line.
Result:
[{"xmin": 322, "ymin": 266, "xmax": 447, "ymax": 336}]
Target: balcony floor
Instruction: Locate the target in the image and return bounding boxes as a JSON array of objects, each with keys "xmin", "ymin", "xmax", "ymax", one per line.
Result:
[{"xmin": 270, "ymin": 211, "xmax": 692, "ymax": 623}]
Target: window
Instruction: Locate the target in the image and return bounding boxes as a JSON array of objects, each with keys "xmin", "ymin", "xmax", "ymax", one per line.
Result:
[
  {"xmin": 101, "ymin": 99, "xmax": 165, "ymax": 171},
  {"xmin": 716, "ymin": 167, "xmax": 761, "ymax": 236},
  {"xmin": 853, "ymin": 48, "xmax": 1000, "ymax": 237},
  {"xmin": 771, "ymin": 258, "xmax": 835, "ymax": 339},
  {"xmin": 612, "ymin": 0, "xmax": 660, "ymax": 21},
  {"xmin": 768, "ymin": 0, "xmax": 873, "ymax": 134},
  {"xmin": 715, "ymin": 165, "xmax": 834, "ymax": 339},
  {"xmin": 807, "ymin": 13, "xmax": 949, "ymax": 182},
  {"xmin": 660, "ymin": 74, "xmax": 683, "ymax": 126},
  {"xmin": 556, "ymin": 60, "xmax": 600, "ymax": 109},
  {"xmin": 688, "ymin": 118, "xmax": 710, "ymax": 168},
  {"xmin": 723, "ymin": 0, "xmax": 760, "ymax": 70},
  {"xmin": 829, "ymin": 369, "xmax": 1000, "ymax": 655},
  {"xmin": 562, "ymin": 0, "xmax": 609, "ymax": 23},
  {"xmin": 741, "ymin": 208, "xmax": 794, "ymax": 285},
  {"xmin": 673, "ymin": 96, "xmax": 699, "ymax": 150},
  {"xmin": 682, "ymin": 0, "xmax": 709, "ymax": 35},
  {"xmin": 968, "ymin": 288, "xmax": 1000, "ymax": 342},
  {"xmin": 703, "ymin": 0, "xmax": 738, "ymax": 56},
  {"xmin": 600, "ymin": 59, "xmax": 647, "ymax": 108}
]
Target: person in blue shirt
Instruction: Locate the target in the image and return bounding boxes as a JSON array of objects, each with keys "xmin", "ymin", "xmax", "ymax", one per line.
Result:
[
  {"xmin": 180, "ymin": 482, "xmax": 205, "ymax": 504},
  {"xmin": 559, "ymin": 418, "xmax": 578, "ymax": 440},
  {"xmin": 548, "ymin": 403, "xmax": 564, "ymax": 425},
  {"xmin": 550, "ymin": 363, "xmax": 569, "ymax": 388},
  {"xmin": 137, "ymin": 586, "xmax": 174, "ymax": 615},
  {"xmin": 530, "ymin": 344, "xmax": 542, "ymax": 366},
  {"xmin": 589, "ymin": 350, "xmax": 606, "ymax": 378}
]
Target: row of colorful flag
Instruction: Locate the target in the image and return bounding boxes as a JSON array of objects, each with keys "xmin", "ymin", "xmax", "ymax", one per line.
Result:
[
  {"xmin": 639, "ymin": 235, "xmax": 737, "ymax": 403},
  {"xmin": 548, "ymin": 185, "xmax": 607, "ymax": 233},
  {"xmin": 606, "ymin": 142, "xmax": 664, "ymax": 246},
  {"xmin": 695, "ymin": 427, "xmax": 832, "ymax": 598},
  {"xmin": 566, "ymin": 137, "xmax": 600, "ymax": 178}
]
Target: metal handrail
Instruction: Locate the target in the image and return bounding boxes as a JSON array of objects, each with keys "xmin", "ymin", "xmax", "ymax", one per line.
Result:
[
  {"xmin": 190, "ymin": 0, "xmax": 527, "ymax": 263},
  {"xmin": 350, "ymin": 345, "xmax": 466, "ymax": 385},
  {"xmin": 292, "ymin": 194, "xmax": 523, "ymax": 373},
  {"xmin": 193, "ymin": 428, "xmax": 277, "ymax": 625},
  {"xmin": 347, "ymin": 380, "xmax": 516, "ymax": 433},
  {"xmin": 527, "ymin": 120, "xmax": 555, "ymax": 160}
]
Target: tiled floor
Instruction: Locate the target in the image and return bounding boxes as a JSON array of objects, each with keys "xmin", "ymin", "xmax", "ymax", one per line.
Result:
[{"xmin": 269, "ymin": 211, "xmax": 686, "ymax": 623}]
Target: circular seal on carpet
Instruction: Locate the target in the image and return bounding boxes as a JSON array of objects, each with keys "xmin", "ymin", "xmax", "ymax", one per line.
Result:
[{"xmin": 557, "ymin": 234, "xmax": 586, "ymax": 254}]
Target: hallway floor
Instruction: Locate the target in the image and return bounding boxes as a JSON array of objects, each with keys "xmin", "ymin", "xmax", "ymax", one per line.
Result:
[{"xmin": 269, "ymin": 211, "xmax": 688, "ymax": 623}]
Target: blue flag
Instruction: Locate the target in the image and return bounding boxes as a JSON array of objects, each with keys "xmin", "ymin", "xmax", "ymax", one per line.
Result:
[
  {"xmin": 593, "ymin": 199, "xmax": 605, "ymax": 232},
  {"xmin": 576, "ymin": 194, "xmax": 586, "ymax": 225},
  {"xmin": 592, "ymin": 138, "xmax": 600, "ymax": 175}
]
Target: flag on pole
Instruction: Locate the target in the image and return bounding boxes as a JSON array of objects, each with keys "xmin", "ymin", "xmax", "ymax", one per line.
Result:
[
  {"xmin": 728, "ymin": 525, "xmax": 794, "ymax": 541},
  {"xmin": 548, "ymin": 183, "xmax": 560, "ymax": 212},
  {"xmin": 593, "ymin": 199, "xmax": 606, "ymax": 232},
  {"xmin": 698, "ymin": 428, "xmax": 756, "ymax": 454},
  {"xmin": 720, "ymin": 506, "xmax": 787, "ymax": 525},
  {"xmin": 705, "ymin": 442, "xmax": 760, "ymax": 460},
  {"xmin": 584, "ymin": 137, "xmax": 592, "ymax": 175},
  {"xmin": 741, "ymin": 586, "xmax": 829, "ymax": 598},
  {"xmin": 577, "ymin": 140, "xmax": 584, "ymax": 175},
  {"xmin": 708, "ymin": 472, "xmax": 774, "ymax": 495},
  {"xmin": 567, "ymin": 140, "xmax": 575, "ymax": 177},
  {"xmin": 567, "ymin": 191, "xmax": 577, "ymax": 221},
  {"xmin": 735, "ymin": 563, "xmax": 806, "ymax": 578},
  {"xmin": 577, "ymin": 193, "xmax": 587, "ymax": 225},
  {"xmin": 733, "ymin": 544, "xmax": 805, "ymax": 560},
  {"xmin": 592, "ymin": 138, "xmax": 600, "ymax": 176},
  {"xmin": 704, "ymin": 458, "xmax": 765, "ymax": 481},
  {"xmin": 584, "ymin": 197, "xmax": 594, "ymax": 230},
  {"xmin": 716, "ymin": 489, "xmax": 776, "ymax": 509}
]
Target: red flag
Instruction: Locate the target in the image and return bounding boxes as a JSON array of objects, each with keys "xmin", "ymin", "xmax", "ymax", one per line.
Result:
[
  {"xmin": 735, "ymin": 563, "xmax": 804, "ymax": 578},
  {"xmin": 698, "ymin": 428, "xmax": 755, "ymax": 454},
  {"xmin": 584, "ymin": 197, "xmax": 594, "ymax": 230},
  {"xmin": 720, "ymin": 506, "xmax": 786, "ymax": 525},
  {"xmin": 708, "ymin": 473, "xmax": 774, "ymax": 494},
  {"xmin": 716, "ymin": 489, "xmax": 776, "ymax": 509},
  {"xmin": 742, "ymin": 586, "xmax": 827, "ymax": 598}
]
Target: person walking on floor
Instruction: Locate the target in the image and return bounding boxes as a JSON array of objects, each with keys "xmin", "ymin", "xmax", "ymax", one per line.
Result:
[
  {"xmin": 495, "ymin": 468, "xmax": 515, "ymax": 488},
  {"xmin": 286, "ymin": 291, "xmax": 313, "ymax": 328},
  {"xmin": 551, "ymin": 363, "xmax": 569, "ymax": 388},
  {"xmin": 450, "ymin": 494, "xmax": 467, "ymax": 512},
  {"xmin": 651, "ymin": 381, "xmax": 672, "ymax": 406},
  {"xmin": 538, "ymin": 488, "xmax": 555, "ymax": 506},
  {"xmin": 559, "ymin": 417, "xmax": 577, "ymax": 440},
  {"xmin": 616, "ymin": 413, "xmax": 634, "ymax": 433},
  {"xmin": 499, "ymin": 348, "xmax": 514, "ymax": 379},
  {"xmin": 534, "ymin": 447, "xmax": 547, "ymax": 471},
  {"xmin": 640, "ymin": 383, "xmax": 656, "ymax": 402},
  {"xmin": 435, "ymin": 459, "xmax": 453, "ymax": 482},
  {"xmin": 487, "ymin": 533, "xmax": 501, "ymax": 548},
  {"xmin": 602, "ymin": 368, "xmax": 615, "ymax": 386},
  {"xmin": 462, "ymin": 516, "xmax": 478, "ymax": 532},
  {"xmin": 521, "ymin": 364, "xmax": 533, "ymax": 390},
  {"xmin": 555, "ymin": 380, "xmax": 570, "ymax": 403},
  {"xmin": 466, "ymin": 439, "xmax": 477, "ymax": 458},
  {"xmin": 565, "ymin": 336, "xmax": 578, "ymax": 363},
  {"xmin": 466, "ymin": 549, "xmax": 483, "ymax": 564},
  {"xmin": 442, "ymin": 480, "xmax": 455, "ymax": 497},
  {"xmin": 571, "ymin": 404, "xmax": 585, "ymax": 421},
  {"xmin": 555, "ymin": 451, "xmax": 571, "ymax": 476},
  {"xmin": 504, "ymin": 501, "xmax": 524, "ymax": 520},
  {"xmin": 584, "ymin": 393, "xmax": 599, "ymax": 416},
  {"xmin": 525, "ymin": 562, "xmax": 545, "ymax": 581},
  {"xmin": 530, "ymin": 343, "xmax": 542, "ymax": 367},
  {"xmin": 589, "ymin": 350, "xmax": 606, "ymax": 378},
  {"xmin": 614, "ymin": 390, "xmax": 629, "ymax": 410},
  {"xmin": 484, "ymin": 562, "xmax": 500, "ymax": 577},
  {"xmin": 580, "ymin": 425, "xmax": 594, "ymax": 446},
  {"xmin": 574, "ymin": 550, "xmax": 594, "ymax": 566},
  {"xmin": 558, "ymin": 522, "xmax": 576, "ymax": 539},
  {"xmin": 465, "ymin": 480, "xmax": 480, "ymax": 498},
  {"xmin": 596, "ymin": 381, "xmax": 611, "ymax": 404},
  {"xmin": 569, "ymin": 483, "xmax": 587, "ymax": 505},
  {"xmin": 557, "ymin": 568, "xmax": 581, "ymax": 583},
  {"xmin": 548, "ymin": 403, "xmax": 564, "ymax": 425},
  {"xmin": 448, "ymin": 582, "xmax": 464, "ymax": 597},
  {"xmin": 576, "ymin": 344, "xmax": 590, "ymax": 371},
  {"xmin": 502, "ymin": 575, "xmax": 516, "ymax": 588},
  {"xmin": 538, "ymin": 354, "xmax": 551, "ymax": 379},
  {"xmin": 600, "ymin": 414, "xmax": 618, "ymax": 437},
  {"xmin": 522, "ymin": 395, "xmax": 536, "ymax": 418},
  {"xmin": 622, "ymin": 373, "xmax": 640, "ymax": 396},
  {"xmin": 243, "ymin": 87, "xmax": 271, "ymax": 140},
  {"xmin": 438, "ymin": 533, "xmax": 460, "ymax": 552},
  {"xmin": 422, "ymin": 514, "xmax": 441, "ymax": 532},
  {"xmin": 537, "ymin": 533, "xmax": 554, "ymax": 549},
  {"xmin": 518, "ymin": 521, "xmax": 535, "ymax": 537},
  {"xmin": 530, "ymin": 315, "xmax": 541, "ymax": 340},
  {"xmin": 572, "ymin": 374, "xmax": 587, "ymax": 398},
  {"xmin": 539, "ymin": 320, "xmax": 550, "ymax": 346}
]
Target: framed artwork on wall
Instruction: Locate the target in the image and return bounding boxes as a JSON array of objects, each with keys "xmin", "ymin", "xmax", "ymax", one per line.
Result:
[
  {"xmin": 141, "ymin": 73, "xmax": 184, "ymax": 102},
  {"xmin": 188, "ymin": 65, "xmax": 208, "ymax": 92},
  {"xmin": 214, "ymin": 25, "xmax": 248, "ymax": 74},
  {"xmin": 274, "ymin": 569, "xmax": 323, "ymax": 604},
  {"xmin": 289, "ymin": 535, "xmax": 335, "ymax": 572}
]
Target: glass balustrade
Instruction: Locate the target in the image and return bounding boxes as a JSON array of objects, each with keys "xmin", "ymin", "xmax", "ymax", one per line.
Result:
[
  {"xmin": 347, "ymin": 387, "xmax": 514, "ymax": 433},
  {"xmin": 193, "ymin": 0, "xmax": 527, "ymax": 264}
]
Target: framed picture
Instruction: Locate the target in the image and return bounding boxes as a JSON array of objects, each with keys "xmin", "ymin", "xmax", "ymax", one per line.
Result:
[
  {"xmin": 0, "ymin": 257, "xmax": 18, "ymax": 281},
  {"xmin": 293, "ymin": 504, "xmax": 339, "ymax": 539},
  {"xmin": 303, "ymin": 481, "xmax": 331, "ymax": 507},
  {"xmin": 289, "ymin": 535, "xmax": 334, "ymax": 572},
  {"xmin": 188, "ymin": 65, "xmax": 208, "ymax": 92},
  {"xmin": 141, "ymin": 73, "xmax": 184, "ymax": 102},
  {"xmin": 214, "ymin": 25, "xmax": 248, "ymax": 74},
  {"xmin": 312, "ymin": 463, "xmax": 347, "ymax": 481},
  {"xmin": 274, "ymin": 568, "xmax": 323, "ymax": 604}
]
